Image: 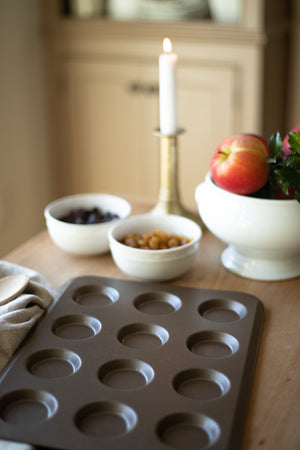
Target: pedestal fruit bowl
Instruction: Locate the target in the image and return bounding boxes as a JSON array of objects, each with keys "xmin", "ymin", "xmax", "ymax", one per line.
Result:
[{"xmin": 195, "ymin": 173, "xmax": 300, "ymax": 281}]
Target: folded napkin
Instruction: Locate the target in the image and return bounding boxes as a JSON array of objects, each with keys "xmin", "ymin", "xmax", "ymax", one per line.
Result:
[{"xmin": 0, "ymin": 261, "xmax": 56, "ymax": 372}]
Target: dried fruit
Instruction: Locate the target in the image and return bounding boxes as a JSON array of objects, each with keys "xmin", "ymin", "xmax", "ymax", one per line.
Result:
[
  {"xmin": 120, "ymin": 230, "xmax": 191, "ymax": 250},
  {"xmin": 59, "ymin": 207, "xmax": 119, "ymax": 224}
]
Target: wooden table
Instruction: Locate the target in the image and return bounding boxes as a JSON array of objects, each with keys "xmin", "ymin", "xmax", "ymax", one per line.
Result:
[{"xmin": 3, "ymin": 197, "xmax": 300, "ymax": 450}]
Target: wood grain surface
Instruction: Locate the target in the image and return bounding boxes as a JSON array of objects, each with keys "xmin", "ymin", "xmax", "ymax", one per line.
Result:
[{"xmin": 3, "ymin": 196, "xmax": 300, "ymax": 450}]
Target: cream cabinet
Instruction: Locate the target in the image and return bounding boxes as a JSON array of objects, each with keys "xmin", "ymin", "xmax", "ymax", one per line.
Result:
[
  {"xmin": 54, "ymin": 57, "xmax": 236, "ymax": 207},
  {"xmin": 44, "ymin": 0, "xmax": 290, "ymax": 208}
]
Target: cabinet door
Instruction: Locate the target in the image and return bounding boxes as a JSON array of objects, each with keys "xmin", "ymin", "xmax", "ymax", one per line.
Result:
[
  {"xmin": 177, "ymin": 63, "xmax": 236, "ymax": 207},
  {"xmin": 55, "ymin": 59, "xmax": 158, "ymax": 196}
]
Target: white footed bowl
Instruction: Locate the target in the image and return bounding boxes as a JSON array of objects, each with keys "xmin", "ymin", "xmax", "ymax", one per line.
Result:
[
  {"xmin": 195, "ymin": 173, "xmax": 300, "ymax": 281},
  {"xmin": 44, "ymin": 193, "xmax": 131, "ymax": 255},
  {"xmin": 108, "ymin": 214, "xmax": 202, "ymax": 281}
]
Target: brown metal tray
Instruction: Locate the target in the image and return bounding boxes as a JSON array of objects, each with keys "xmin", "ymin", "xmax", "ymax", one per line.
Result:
[{"xmin": 0, "ymin": 276, "xmax": 264, "ymax": 449}]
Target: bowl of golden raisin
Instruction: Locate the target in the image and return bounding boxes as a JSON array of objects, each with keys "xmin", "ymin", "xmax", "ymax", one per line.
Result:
[{"xmin": 108, "ymin": 214, "xmax": 202, "ymax": 281}]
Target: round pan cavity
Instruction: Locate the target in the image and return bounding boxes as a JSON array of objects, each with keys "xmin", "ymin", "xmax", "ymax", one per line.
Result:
[
  {"xmin": 27, "ymin": 349, "xmax": 81, "ymax": 378},
  {"xmin": 0, "ymin": 390, "xmax": 58, "ymax": 425},
  {"xmin": 198, "ymin": 298, "xmax": 247, "ymax": 322},
  {"xmin": 187, "ymin": 330, "xmax": 239, "ymax": 358},
  {"xmin": 117, "ymin": 323, "xmax": 169, "ymax": 349},
  {"xmin": 52, "ymin": 314, "xmax": 101, "ymax": 340},
  {"xmin": 75, "ymin": 401, "xmax": 137, "ymax": 438},
  {"xmin": 73, "ymin": 284, "xmax": 119, "ymax": 307},
  {"xmin": 156, "ymin": 412, "xmax": 220, "ymax": 449},
  {"xmin": 133, "ymin": 291, "xmax": 182, "ymax": 315},
  {"xmin": 173, "ymin": 368, "xmax": 230, "ymax": 401},
  {"xmin": 98, "ymin": 359, "xmax": 154, "ymax": 390}
]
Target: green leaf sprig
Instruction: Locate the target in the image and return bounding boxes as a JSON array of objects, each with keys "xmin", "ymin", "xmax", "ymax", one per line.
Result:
[{"xmin": 266, "ymin": 131, "xmax": 300, "ymax": 203}]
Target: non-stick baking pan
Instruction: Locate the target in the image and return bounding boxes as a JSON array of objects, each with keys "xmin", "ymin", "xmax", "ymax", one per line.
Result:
[{"xmin": 0, "ymin": 276, "xmax": 264, "ymax": 450}]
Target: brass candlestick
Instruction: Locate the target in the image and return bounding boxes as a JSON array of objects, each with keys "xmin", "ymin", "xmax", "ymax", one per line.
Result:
[{"xmin": 150, "ymin": 128, "xmax": 204, "ymax": 228}]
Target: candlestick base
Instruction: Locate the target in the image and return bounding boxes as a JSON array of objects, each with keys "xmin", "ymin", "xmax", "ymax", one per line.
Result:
[{"xmin": 149, "ymin": 128, "xmax": 204, "ymax": 229}]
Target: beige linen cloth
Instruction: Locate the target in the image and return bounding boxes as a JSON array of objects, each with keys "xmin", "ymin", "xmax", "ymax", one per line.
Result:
[
  {"xmin": 0, "ymin": 260, "xmax": 56, "ymax": 372},
  {"xmin": 0, "ymin": 263, "xmax": 56, "ymax": 450}
]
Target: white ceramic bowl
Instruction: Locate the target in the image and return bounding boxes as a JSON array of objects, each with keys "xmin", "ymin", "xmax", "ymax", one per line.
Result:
[
  {"xmin": 108, "ymin": 214, "xmax": 202, "ymax": 281},
  {"xmin": 195, "ymin": 173, "xmax": 300, "ymax": 281},
  {"xmin": 44, "ymin": 193, "xmax": 131, "ymax": 255}
]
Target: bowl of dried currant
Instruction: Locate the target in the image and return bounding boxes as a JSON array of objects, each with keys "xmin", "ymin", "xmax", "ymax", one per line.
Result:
[
  {"xmin": 108, "ymin": 214, "xmax": 202, "ymax": 281},
  {"xmin": 44, "ymin": 193, "xmax": 131, "ymax": 255}
]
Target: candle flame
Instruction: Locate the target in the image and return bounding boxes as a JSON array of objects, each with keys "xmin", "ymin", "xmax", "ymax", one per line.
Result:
[{"xmin": 163, "ymin": 37, "xmax": 172, "ymax": 53}]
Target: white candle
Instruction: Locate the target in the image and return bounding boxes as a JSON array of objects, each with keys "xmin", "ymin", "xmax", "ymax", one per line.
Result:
[{"xmin": 159, "ymin": 37, "xmax": 178, "ymax": 136}]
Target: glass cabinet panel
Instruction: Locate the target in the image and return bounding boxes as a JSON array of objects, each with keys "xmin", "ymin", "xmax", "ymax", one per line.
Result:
[{"xmin": 61, "ymin": 0, "xmax": 243, "ymax": 25}]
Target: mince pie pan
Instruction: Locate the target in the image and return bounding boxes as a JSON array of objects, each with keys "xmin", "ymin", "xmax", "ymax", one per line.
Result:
[{"xmin": 0, "ymin": 276, "xmax": 264, "ymax": 450}]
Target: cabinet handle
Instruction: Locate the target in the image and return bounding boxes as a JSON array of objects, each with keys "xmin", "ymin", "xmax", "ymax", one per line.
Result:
[
  {"xmin": 128, "ymin": 82, "xmax": 158, "ymax": 95},
  {"xmin": 128, "ymin": 82, "xmax": 140, "ymax": 93}
]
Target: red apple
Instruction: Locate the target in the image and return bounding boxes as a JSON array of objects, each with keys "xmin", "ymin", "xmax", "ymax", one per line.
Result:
[
  {"xmin": 282, "ymin": 123, "xmax": 300, "ymax": 156},
  {"xmin": 210, "ymin": 134, "xmax": 271, "ymax": 195}
]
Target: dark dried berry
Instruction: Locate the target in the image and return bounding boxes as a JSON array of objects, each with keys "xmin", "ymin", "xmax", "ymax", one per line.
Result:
[{"xmin": 59, "ymin": 207, "xmax": 119, "ymax": 224}]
